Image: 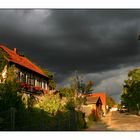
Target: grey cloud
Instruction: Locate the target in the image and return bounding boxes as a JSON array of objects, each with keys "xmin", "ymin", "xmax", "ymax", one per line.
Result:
[{"xmin": 0, "ymin": 9, "xmax": 140, "ymax": 101}]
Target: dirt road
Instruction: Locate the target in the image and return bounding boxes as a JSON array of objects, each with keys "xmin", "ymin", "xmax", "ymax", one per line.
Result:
[{"xmin": 86, "ymin": 111, "xmax": 140, "ymax": 131}]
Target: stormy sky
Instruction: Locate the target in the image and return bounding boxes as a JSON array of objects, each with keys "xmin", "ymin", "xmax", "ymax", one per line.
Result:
[{"xmin": 0, "ymin": 9, "xmax": 140, "ymax": 102}]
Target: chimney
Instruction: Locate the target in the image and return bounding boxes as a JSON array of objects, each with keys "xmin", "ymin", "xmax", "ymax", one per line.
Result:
[{"xmin": 13, "ymin": 48, "xmax": 17, "ymax": 53}]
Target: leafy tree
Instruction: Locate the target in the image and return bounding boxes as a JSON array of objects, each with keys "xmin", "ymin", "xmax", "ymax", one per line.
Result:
[
  {"xmin": 106, "ymin": 95, "xmax": 116, "ymax": 107},
  {"xmin": 48, "ymin": 79, "xmax": 56, "ymax": 90},
  {"xmin": 121, "ymin": 68, "xmax": 140, "ymax": 111},
  {"xmin": 59, "ymin": 87, "xmax": 75, "ymax": 97},
  {"xmin": 70, "ymin": 71, "xmax": 94, "ymax": 96},
  {"xmin": 6, "ymin": 65, "xmax": 18, "ymax": 82},
  {"xmin": 39, "ymin": 94, "xmax": 64, "ymax": 115},
  {"xmin": 43, "ymin": 69, "xmax": 56, "ymax": 90},
  {"xmin": 75, "ymin": 96, "xmax": 87, "ymax": 109},
  {"xmin": 0, "ymin": 80, "xmax": 25, "ymax": 111},
  {"xmin": 83, "ymin": 80, "xmax": 94, "ymax": 94},
  {"xmin": 65, "ymin": 98, "xmax": 75, "ymax": 111},
  {"xmin": 0, "ymin": 61, "xmax": 25, "ymax": 111},
  {"xmin": 0, "ymin": 48, "xmax": 9, "ymax": 73}
]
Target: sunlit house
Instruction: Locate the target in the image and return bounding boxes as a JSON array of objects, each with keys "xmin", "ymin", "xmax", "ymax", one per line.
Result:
[
  {"xmin": 88, "ymin": 92, "xmax": 108, "ymax": 115},
  {"xmin": 0, "ymin": 45, "xmax": 50, "ymax": 93},
  {"xmin": 86, "ymin": 96, "xmax": 102, "ymax": 118}
]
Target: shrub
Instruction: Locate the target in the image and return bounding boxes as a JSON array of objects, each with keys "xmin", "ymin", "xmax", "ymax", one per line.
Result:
[
  {"xmin": 65, "ymin": 98, "xmax": 75, "ymax": 111},
  {"xmin": 39, "ymin": 94, "xmax": 65, "ymax": 115},
  {"xmin": 59, "ymin": 87, "xmax": 75, "ymax": 97},
  {"xmin": 0, "ymin": 80, "xmax": 25, "ymax": 111},
  {"xmin": 88, "ymin": 112, "xmax": 97, "ymax": 122},
  {"xmin": 55, "ymin": 110, "xmax": 86, "ymax": 130}
]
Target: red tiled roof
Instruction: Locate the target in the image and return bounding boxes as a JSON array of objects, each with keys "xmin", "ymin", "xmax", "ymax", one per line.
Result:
[
  {"xmin": 88, "ymin": 92, "xmax": 106, "ymax": 105},
  {"xmin": 86, "ymin": 96, "xmax": 102, "ymax": 104},
  {"xmin": 0, "ymin": 45, "xmax": 49, "ymax": 78}
]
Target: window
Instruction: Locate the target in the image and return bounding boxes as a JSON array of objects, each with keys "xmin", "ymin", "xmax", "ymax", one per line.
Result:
[
  {"xmin": 30, "ymin": 74, "xmax": 35, "ymax": 86},
  {"xmin": 21, "ymin": 73, "xmax": 26, "ymax": 83},
  {"xmin": 19, "ymin": 71, "xmax": 26, "ymax": 82},
  {"xmin": 27, "ymin": 73, "xmax": 31, "ymax": 85},
  {"xmin": 17, "ymin": 71, "xmax": 20, "ymax": 81},
  {"xmin": 45, "ymin": 82, "xmax": 47, "ymax": 90}
]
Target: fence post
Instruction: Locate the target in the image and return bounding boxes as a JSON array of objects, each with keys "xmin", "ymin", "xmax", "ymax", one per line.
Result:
[
  {"xmin": 75, "ymin": 111, "xmax": 78, "ymax": 130},
  {"xmin": 68, "ymin": 112, "xmax": 71, "ymax": 130},
  {"xmin": 40, "ymin": 109, "xmax": 45, "ymax": 130},
  {"xmin": 10, "ymin": 107, "xmax": 15, "ymax": 130}
]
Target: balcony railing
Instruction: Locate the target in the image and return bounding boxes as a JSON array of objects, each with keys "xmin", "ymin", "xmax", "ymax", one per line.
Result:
[{"xmin": 16, "ymin": 81, "xmax": 48, "ymax": 94}]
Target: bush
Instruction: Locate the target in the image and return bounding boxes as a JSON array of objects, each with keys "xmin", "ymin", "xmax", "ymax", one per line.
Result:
[
  {"xmin": 0, "ymin": 80, "xmax": 25, "ymax": 112},
  {"xmin": 55, "ymin": 110, "xmax": 86, "ymax": 130},
  {"xmin": 88, "ymin": 112, "xmax": 97, "ymax": 122},
  {"xmin": 65, "ymin": 98, "xmax": 75, "ymax": 111},
  {"xmin": 0, "ymin": 79, "xmax": 87, "ymax": 130},
  {"xmin": 87, "ymin": 109, "xmax": 98, "ymax": 124},
  {"xmin": 39, "ymin": 94, "xmax": 65, "ymax": 115},
  {"xmin": 59, "ymin": 87, "xmax": 75, "ymax": 97}
]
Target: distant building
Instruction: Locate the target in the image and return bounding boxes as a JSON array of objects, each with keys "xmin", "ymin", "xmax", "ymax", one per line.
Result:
[
  {"xmin": 0, "ymin": 45, "xmax": 50, "ymax": 93},
  {"xmin": 86, "ymin": 96, "xmax": 102, "ymax": 118},
  {"xmin": 88, "ymin": 92, "xmax": 108, "ymax": 115},
  {"xmin": 81, "ymin": 96, "xmax": 102, "ymax": 119}
]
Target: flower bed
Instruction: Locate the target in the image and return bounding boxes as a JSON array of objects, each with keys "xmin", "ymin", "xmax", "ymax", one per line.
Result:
[{"xmin": 18, "ymin": 81, "xmax": 43, "ymax": 94}]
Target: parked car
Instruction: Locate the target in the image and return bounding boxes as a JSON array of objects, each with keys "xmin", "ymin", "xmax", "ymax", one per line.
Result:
[
  {"xmin": 110, "ymin": 107, "xmax": 118, "ymax": 112},
  {"xmin": 119, "ymin": 107, "xmax": 128, "ymax": 113}
]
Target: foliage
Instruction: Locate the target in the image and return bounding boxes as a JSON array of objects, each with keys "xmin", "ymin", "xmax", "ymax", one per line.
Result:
[
  {"xmin": 0, "ymin": 80, "xmax": 25, "ymax": 111},
  {"xmin": 70, "ymin": 71, "xmax": 94, "ymax": 95},
  {"xmin": 59, "ymin": 87, "xmax": 75, "ymax": 97},
  {"xmin": 15, "ymin": 108, "xmax": 86, "ymax": 130},
  {"xmin": 0, "ymin": 81, "xmax": 86, "ymax": 130},
  {"xmin": 121, "ymin": 68, "xmax": 140, "ymax": 111},
  {"xmin": 0, "ymin": 48, "xmax": 9, "ymax": 73},
  {"xmin": 88, "ymin": 111, "xmax": 97, "ymax": 122},
  {"xmin": 43, "ymin": 69, "xmax": 56, "ymax": 90},
  {"xmin": 48, "ymin": 79, "xmax": 56, "ymax": 90},
  {"xmin": 65, "ymin": 98, "xmax": 75, "ymax": 110},
  {"xmin": 106, "ymin": 95, "xmax": 116, "ymax": 108},
  {"xmin": 39, "ymin": 94, "xmax": 64, "ymax": 115},
  {"xmin": 6, "ymin": 65, "xmax": 18, "ymax": 82},
  {"xmin": 75, "ymin": 96, "xmax": 87, "ymax": 108},
  {"xmin": 84, "ymin": 80, "xmax": 94, "ymax": 94},
  {"xmin": 117, "ymin": 104, "xmax": 122, "ymax": 110},
  {"xmin": 64, "ymin": 96, "xmax": 86, "ymax": 112}
]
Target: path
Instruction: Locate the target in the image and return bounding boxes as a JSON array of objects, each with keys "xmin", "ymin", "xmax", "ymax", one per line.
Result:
[{"xmin": 85, "ymin": 111, "xmax": 140, "ymax": 131}]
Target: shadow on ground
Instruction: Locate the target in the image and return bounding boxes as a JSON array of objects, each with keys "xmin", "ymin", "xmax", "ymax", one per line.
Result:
[{"xmin": 85, "ymin": 120, "xmax": 114, "ymax": 131}]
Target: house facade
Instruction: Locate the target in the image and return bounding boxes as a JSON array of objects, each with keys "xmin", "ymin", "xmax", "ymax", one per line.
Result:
[
  {"xmin": 88, "ymin": 93, "xmax": 108, "ymax": 115},
  {"xmin": 81, "ymin": 96, "xmax": 102, "ymax": 119},
  {"xmin": 0, "ymin": 45, "xmax": 50, "ymax": 93}
]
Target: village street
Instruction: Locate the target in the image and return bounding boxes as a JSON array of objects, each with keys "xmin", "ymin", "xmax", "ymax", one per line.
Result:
[{"xmin": 86, "ymin": 111, "xmax": 140, "ymax": 131}]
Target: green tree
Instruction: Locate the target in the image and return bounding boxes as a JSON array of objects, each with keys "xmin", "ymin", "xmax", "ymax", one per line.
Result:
[
  {"xmin": 0, "ymin": 48, "xmax": 9, "ymax": 73},
  {"xmin": 121, "ymin": 68, "xmax": 140, "ymax": 111},
  {"xmin": 106, "ymin": 95, "xmax": 116, "ymax": 107},
  {"xmin": 6, "ymin": 65, "xmax": 18, "ymax": 82},
  {"xmin": 0, "ymin": 60, "xmax": 25, "ymax": 111},
  {"xmin": 39, "ymin": 94, "xmax": 64, "ymax": 115},
  {"xmin": 43, "ymin": 69, "xmax": 56, "ymax": 90},
  {"xmin": 0, "ymin": 80, "xmax": 25, "ymax": 111},
  {"xmin": 59, "ymin": 87, "xmax": 75, "ymax": 97},
  {"xmin": 70, "ymin": 71, "xmax": 94, "ymax": 96}
]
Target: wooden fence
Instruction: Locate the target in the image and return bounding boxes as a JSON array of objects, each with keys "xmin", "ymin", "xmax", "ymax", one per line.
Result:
[{"xmin": 0, "ymin": 108, "xmax": 86, "ymax": 131}]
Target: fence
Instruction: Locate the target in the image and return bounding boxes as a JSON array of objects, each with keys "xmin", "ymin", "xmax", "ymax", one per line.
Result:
[{"xmin": 0, "ymin": 108, "xmax": 86, "ymax": 131}]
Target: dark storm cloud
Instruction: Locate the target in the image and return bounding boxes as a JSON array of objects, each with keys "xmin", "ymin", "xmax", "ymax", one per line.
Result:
[
  {"xmin": 43, "ymin": 10, "xmax": 140, "ymax": 73},
  {"xmin": 0, "ymin": 9, "xmax": 140, "ymax": 85}
]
